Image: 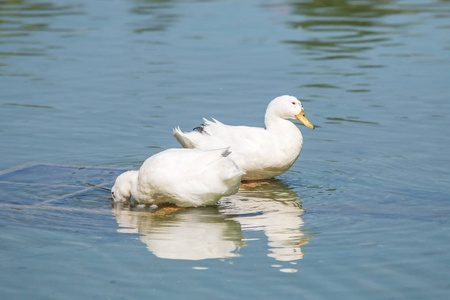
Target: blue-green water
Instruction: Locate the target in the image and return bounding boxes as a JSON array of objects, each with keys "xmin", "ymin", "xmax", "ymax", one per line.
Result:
[{"xmin": 1, "ymin": 0, "xmax": 450, "ymax": 299}]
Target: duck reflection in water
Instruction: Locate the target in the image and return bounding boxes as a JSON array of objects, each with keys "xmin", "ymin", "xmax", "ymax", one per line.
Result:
[
  {"xmin": 219, "ymin": 179, "xmax": 309, "ymax": 263},
  {"xmin": 113, "ymin": 204, "xmax": 244, "ymax": 260},
  {"xmin": 112, "ymin": 179, "xmax": 310, "ymax": 264}
]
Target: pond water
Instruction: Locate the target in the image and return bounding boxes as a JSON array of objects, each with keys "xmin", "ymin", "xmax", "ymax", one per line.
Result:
[{"xmin": 1, "ymin": 0, "xmax": 450, "ymax": 299}]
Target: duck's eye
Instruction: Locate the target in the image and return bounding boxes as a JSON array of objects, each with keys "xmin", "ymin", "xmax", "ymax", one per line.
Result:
[
  {"xmin": 292, "ymin": 102, "xmax": 296, "ymax": 105},
  {"xmin": 111, "ymin": 191, "xmax": 115, "ymax": 198}
]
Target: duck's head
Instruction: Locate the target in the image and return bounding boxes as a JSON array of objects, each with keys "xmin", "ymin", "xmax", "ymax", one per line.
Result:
[
  {"xmin": 267, "ymin": 95, "xmax": 315, "ymax": 129},
  {"xmin": 111, "ymin": 170, "xmax": 138, "ymax": 202}
]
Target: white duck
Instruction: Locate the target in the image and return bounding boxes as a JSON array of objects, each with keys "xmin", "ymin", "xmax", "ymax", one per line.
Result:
[
  {"xmin": 173, "ymin": 95, "xmax": 315, "ymax": 180},
  {"xmin": 111, "ymin": 148, "xmax": 244, "ymax": 207}
]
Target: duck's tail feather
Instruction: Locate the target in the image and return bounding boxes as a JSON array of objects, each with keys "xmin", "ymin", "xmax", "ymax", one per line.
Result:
[{"xmin": 173, "ymin": 126, "xmax": 195, "ymax": 148}]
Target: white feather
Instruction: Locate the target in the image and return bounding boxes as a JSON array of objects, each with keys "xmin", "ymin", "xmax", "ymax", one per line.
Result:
[
  {"xmin": 111, "ymin": 148, "xmax": 244, "ymax": 207},
  {"xmin": 173, "ymin": 95, "xmax": 315, "ymax": 180}
]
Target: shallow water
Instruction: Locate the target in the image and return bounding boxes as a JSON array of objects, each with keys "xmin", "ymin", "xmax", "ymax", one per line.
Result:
[{"xmin": 1, "ymin": 0, "xmax": 450, "ymax": 299}]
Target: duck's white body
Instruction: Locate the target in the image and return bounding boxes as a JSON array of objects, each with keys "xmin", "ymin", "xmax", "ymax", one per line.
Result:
[
  {"xmin": 111, "ymin": 148, "xmax": 243, "ymax": 207},
  {"xmin": 173, "ymin": 95, "xmax": 314, "ymax": 180}
]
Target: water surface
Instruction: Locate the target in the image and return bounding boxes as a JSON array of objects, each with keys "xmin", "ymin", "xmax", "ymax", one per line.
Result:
[{"xmin": 1, "ymin": 0, "xmax": 450, "ymax": 299}]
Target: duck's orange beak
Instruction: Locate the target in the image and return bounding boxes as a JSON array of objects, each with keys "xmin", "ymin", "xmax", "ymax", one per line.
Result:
[{"xmin": 295, "ymin": 110, "xmax": 315, "ymax": 129}]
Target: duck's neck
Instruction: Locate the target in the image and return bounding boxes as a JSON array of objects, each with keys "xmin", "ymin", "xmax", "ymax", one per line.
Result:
[
  {"xmin": 126, "ymin": 171, "xmax": 140, "ymax": 201},
  {"xmin": 265, "ymin": 113, "xmax": 299, "ymax": 134},
  {"xmin": 265, "ymin": 113, "xmax": 304, "ymax": 152}
]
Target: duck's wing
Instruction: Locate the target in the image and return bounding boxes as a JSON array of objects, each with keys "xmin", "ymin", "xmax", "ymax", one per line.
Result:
[
  {"xmin": 176, "ymin": 148, "xmax": 244, "ymax": 183},
  {"xmin": 141, "ymin": 148, "xmax": 242, "ymax": 207},
  {"xmin": 173, "ymin": 118, "xmax": 269, "ymax": 152},
  {"xmin": 173, "ymin": 119, "xmax": 228, "ymax": 149},
  {"xmin": 142, "ymin": 148, "xmax": 242, "ymax": 189}
]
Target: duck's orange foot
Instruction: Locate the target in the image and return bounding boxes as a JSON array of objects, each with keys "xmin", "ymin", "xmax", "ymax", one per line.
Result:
[
  {"xmin": 240, "ymin": 181, "xmax": 270, "ymax": 188},
  {"xmin": 161, "ymin": 206, "xmax": 181, "ymax": 211},
  {"xmin": 154, "ymin": 205, "xmax": 182, "ymax": 215}
]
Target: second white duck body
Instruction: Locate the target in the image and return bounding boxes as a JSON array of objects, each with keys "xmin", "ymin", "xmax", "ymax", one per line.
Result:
[
  {"xmin": 173, "ymin": 95, "xmax": 315, "ymax": 180},
  {"xmin": 111, "ymin": 148, "xmax": 243, "ymax": 207}
]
